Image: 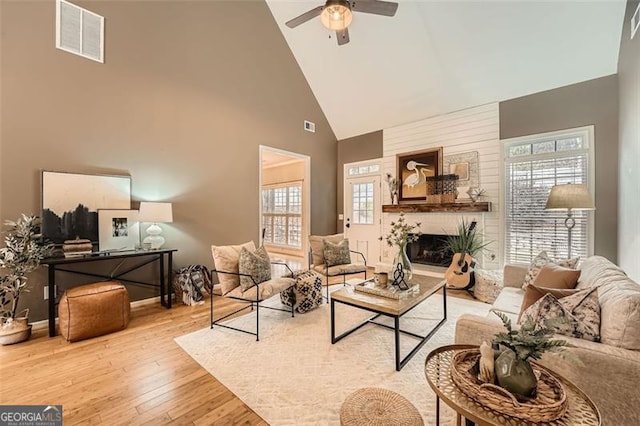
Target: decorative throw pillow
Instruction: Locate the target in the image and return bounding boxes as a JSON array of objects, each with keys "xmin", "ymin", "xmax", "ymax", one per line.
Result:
[
  {"xmin": 520, "ymin": 287, "xmax": 600, "ymax": 342},
  {"xmin": 522, "ymin": 251, "xmax": 579, "ymax": 289},
  {"xmin": 211, "ymin": 241, "xmax": 256, "ymax": 295},
  {"xmin": 532, "ymin": 263, "xmax": 581, "ymax": 289},
  {"xmin": 323, "ymin": 239, "xmax": 351, "ymax": 267},
  {"xmin": 518, "ymin": 285, "xmax": 580, "ymax": 322},
  {"xmin": 309, "ymin": 233, "xmax": 344, "ymax": 266},
  {"xmin": 238, "ymin": 246, "xmax": 271, "ymax": 292}
]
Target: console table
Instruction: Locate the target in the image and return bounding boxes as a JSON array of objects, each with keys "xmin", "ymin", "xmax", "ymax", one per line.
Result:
[{"xmin": 41, "ymin": 248, "xmax": 177, "ymax": 337}]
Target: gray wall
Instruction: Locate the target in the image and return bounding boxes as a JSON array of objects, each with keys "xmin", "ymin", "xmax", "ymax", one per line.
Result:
[
  {"xmin": 336, "ymin": 130, "xmax": 383, "ymax": 229},
  {"xmin": 500, "ymin": 75, "xmax": 619, "ymax": 263},
  {"xmin": 618, "ymin": 0, "xmax": 640, "ymax": 281},
  {"xmin": 0, "ymin": 0, "xmax": 337, "ymax": 320}
]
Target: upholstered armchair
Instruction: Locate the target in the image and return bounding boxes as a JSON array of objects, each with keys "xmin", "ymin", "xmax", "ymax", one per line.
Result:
[
  {"xmin": 308, "ymin": 233, "xmax": 367, "ymax": 302},
  {"xmin": 210, "ymin": 241, "xmax": 295, "ymax": 341}
]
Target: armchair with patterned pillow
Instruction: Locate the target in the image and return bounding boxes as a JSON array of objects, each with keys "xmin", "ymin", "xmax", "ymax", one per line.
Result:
[
  {"xmin": 210, "ymin": 241, "xmax": 295, "ymax": 341},
  {"xmin": 308, "ymin": 233, "xmax": 367, "ymax": 302}
]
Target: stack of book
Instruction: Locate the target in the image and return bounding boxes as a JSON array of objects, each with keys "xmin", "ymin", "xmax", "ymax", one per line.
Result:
[{"xmin": 62, "ymin": 238, "xmax": 93, "ymax": 258}]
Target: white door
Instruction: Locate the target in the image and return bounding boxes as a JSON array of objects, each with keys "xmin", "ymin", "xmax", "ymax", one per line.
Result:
[{"xmin": 344, "ymin": 163, "xmax": 382, "ymax": 265}]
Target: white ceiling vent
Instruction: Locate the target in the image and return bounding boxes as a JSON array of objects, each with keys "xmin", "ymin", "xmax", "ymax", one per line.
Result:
[
  {"xmin": 56, "ymin": 0, "xmax": 104, "ymax": 63},
  {"xmin": 632, "ymin": 2, "xmax": 640, "ymax": 40}
]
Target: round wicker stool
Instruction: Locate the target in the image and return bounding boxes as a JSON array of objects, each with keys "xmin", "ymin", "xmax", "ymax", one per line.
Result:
[{"xmin": 340, "ymin": 387, "xmax": 424, "ymax": 426}]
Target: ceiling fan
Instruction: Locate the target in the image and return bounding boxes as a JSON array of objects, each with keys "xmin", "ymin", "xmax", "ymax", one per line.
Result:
[{"xmin": 285, "ymin": 0, "xmax": 398, "ymax": 46}]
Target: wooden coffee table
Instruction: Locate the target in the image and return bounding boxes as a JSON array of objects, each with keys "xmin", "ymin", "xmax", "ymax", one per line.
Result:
[
  {"xmin": 330, "ymin": 275, "xmax": 447, "ymax": 371},
  {"xmin": 424, "ymin": 345, "xmax": 601, "ymax": 426}
]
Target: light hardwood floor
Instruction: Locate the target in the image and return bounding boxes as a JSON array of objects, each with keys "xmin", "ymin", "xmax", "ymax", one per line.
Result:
[{"xmin": 0, "ymin": 269, "xmax": 471, "ymax": 425}]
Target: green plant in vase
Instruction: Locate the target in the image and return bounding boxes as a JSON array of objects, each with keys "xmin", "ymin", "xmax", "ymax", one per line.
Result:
[
  {"xmin": 491, "ymin": 311, "xmax": 573, "ymax": 398},
  {"xmin": 0, "ymin": 215, "xmax": 53, "ymax": 329},
  {"xmin": 381, "ymin": 213, "xmax": 421, "ymax": 281},
  {"xmin": 444, "ymin": 218, "xmax": 490, "ymax": 258}
]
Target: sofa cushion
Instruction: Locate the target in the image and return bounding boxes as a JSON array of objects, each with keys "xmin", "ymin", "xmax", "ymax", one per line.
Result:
[
  {"xmin": 522, "ymin": 251, "xmax": 579, "ymax": 289},
  {"xmin": 238, "ymin": 246, "xmax": 271, "ymax": 291},
  {"xmin": 212, "ymin": 241, "xmax": 256, "ymax": 295},
  {"xmin": 490, "ymin": 287, "xmax": 524, "ymax": 316},
  {"xmin": 521, "ymin": 288, "xmax": 600, "ymax": 342},
  {"xmin": 518, "ymin": 285, "xmax": 580, "ymax": 321},
  {"xmin": 323, "ymin": 239, "xmax": 351, "ymax": 267},
  {"xmin": 309, "ymin": 233, "xmax": 343, "ymax": 266}
]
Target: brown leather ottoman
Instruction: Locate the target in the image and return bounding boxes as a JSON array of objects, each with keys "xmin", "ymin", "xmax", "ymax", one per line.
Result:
[{"xmin": 58, "ymin": 281, "xmax": 131, "ymax": 342}]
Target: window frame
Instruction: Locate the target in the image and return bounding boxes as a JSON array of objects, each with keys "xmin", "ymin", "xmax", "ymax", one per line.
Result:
[
  {"xmin": 500, "ymin": 126, "xmax": 595, "ymax": 265},
  {"xmin": 262, "ymin": 181, "xmax": 303, "ymax": 249}
]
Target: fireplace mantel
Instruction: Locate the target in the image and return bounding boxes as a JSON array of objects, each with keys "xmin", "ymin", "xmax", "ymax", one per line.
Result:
[{"xmin": 382, "ymin": 202, "xmax": 491, "ymax": 213}]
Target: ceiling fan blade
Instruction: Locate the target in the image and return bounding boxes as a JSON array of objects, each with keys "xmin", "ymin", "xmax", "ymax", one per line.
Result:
[
  {"xmin": 285, "ymin": 6, "xmax": 324, "ymax": 28},
  {"xmin": 352, "ymin": 0, "xmax": 398, "ymax": 17},
  {"xmin": 336, "ymin": 28, "xmax": 350, "ymax": 46}
]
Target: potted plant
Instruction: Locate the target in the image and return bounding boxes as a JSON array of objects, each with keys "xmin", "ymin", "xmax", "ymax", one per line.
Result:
[
  {"xmin": 381, "ymin": 212, "xmax": 421, "ymax": 281},
  {"xmin": 491, "ymin": 311, "xmax": 572, "ymax": 398},
  {"xmin": 445, "ymin": 219, "xmax": 490, "ymax": 258},
  {"xmin": 0, "ymin": 214, "xmax": 53, "ymax": 345}
]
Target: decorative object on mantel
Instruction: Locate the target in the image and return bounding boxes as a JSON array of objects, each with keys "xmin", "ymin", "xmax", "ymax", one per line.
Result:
[
  {"xmin": 467, "ymin": 187, "xmax": 486, "ymax": 204},
  {"xmin": 0, "ymin": 215, "xmax": 54, "ymax": 345},
  {"xmin": 139, "ymin": 202, "xmax": 173, "ymax": 250},
  {"xmin": 443, "ymin": 151, "xmax": 479, "ymax": 198},
  {"xmin": 425, "ymin": 174, "xmax": 459, "ymax": 204},
  {"xmin": 380, "ymin": 213, "xmax": 421, "ymax": 282},
  {"xmin": 382, "ymin": 202, "xmax": 491, "ymax": 213},
  {"xmin": 385, "ymin": 173, "xmax": 400, "ymax": 205},
  {"xmin": 397, "ymin": 147, "xmax": 443, "ymax": 202}
]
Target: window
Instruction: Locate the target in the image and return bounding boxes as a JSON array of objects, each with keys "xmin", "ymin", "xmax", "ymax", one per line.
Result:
[
  {"xmin": 262, "ymin": 183, "xmax": 302, "ymax": 248},
  {"xmin": 347, "ymin": 164, "xmax": 380, "ymax": 176},
  {"xmin": 504, "ymin": 127, "xmax": 593, "ymax": 264},
  {"xmin": 352, "ymin": 182, "xmax": 374, "ymax": 224}
]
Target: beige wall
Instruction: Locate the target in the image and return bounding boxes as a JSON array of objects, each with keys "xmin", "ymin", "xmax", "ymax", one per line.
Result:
[
  {"xmin": 618, "ymin": 0, "xmax": 640, "ymax": 281},
  {"xmin": 1, "ymin": 0, "xmax": 337, "ymax": 321},
  {"xmin": 262, "ymin": 160, "xmax": 305, "ymax": 186},
  {"xmin": 336, "ymin": 130, "xmax": 383, "ymax": 229},
  {"xmin": 500, "ymin": 75, "xmax": 619, "ymax": 263}
]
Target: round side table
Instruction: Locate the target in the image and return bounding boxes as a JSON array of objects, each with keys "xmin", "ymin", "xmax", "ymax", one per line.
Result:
[
  {"xmin": 340, "ymin": 387, "xmax": 424, "ymax": 426},
  {"xmin": 424, "ymin": 345, "xmax": 601, "ymax": 426}
]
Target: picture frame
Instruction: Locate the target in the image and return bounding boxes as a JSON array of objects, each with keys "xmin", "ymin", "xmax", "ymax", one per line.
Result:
[
  {"xmin": 443, "ymin": 151, "xmax": 479, "ymax": 199},
  {"xmin": 397, "ymin": 147, "xmax": 443, "ymax": 202},
  {"xmin": 98, "ymin": 209, "xmax": 140, "ymax": 251},
  {"xmin": 41, "ymin": 171, "xmax": 132, "ymax": 245}
]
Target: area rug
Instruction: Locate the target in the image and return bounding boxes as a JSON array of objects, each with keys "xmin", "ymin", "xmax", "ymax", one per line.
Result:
[{"xmin": 175, "ymin": 286, "xmax": 491, "ymax": 425}]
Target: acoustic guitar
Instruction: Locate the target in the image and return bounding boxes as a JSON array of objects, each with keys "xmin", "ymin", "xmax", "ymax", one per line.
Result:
[{"xmin": 444, "ymin": 221, "xmax": 477, "ymax": 290}]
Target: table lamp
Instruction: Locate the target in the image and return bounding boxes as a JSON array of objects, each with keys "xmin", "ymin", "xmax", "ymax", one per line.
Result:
[
  {"xmin": 139, "ymin": 202, "xmax": 173, "ymax": 250},
  {"xmin": 545, "ymin": 183, "xmax": 595, "ymax": 258}
]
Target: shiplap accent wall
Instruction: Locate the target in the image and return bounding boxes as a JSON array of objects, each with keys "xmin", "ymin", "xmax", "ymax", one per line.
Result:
[{"xmin": 382, "ymin": 103, "xmax": 501, "ymax": 271}]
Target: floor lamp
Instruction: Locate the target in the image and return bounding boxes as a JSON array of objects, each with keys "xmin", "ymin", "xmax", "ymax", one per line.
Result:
[{"xmin": 545, "ymin": 183, "xmax": 595, "ymax": 258}]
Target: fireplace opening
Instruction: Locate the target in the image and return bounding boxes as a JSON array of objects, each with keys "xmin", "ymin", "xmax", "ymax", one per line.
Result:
[{"xmin": 406, "ymin": 233, "xmax": 456, "ymax": 267}]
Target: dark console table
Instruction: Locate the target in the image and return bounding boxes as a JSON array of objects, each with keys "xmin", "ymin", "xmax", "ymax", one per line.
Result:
[{"xmin": 41, "ymin": 248, "xmax": 177, "ymax": 337}]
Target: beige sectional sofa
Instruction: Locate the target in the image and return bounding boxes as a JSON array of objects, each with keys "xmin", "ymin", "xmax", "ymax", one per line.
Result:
[{"xmin": 455, "ymin": 256, "xmax": 640, "ymax": 425}]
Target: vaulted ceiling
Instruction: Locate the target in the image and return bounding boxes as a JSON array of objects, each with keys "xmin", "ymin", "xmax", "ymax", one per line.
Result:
[{"xmin": 266, "ymin": 0, "xmax": 627, "ymax": 140}]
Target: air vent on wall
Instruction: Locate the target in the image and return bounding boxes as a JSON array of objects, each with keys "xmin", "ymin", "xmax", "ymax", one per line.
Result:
[
  {"xmin": 56, "ymin": 0, "xmax": 104, "ymax": 63},
  {"xmin": 632, "ymin": 2, "xmax": 640, "ymax": 40},
  {"xmin": 304, "ymin": 120, "xmax": 316, "ymax": 133}
]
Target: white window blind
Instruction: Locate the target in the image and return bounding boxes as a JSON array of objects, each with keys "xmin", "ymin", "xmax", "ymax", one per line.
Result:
[
  {"xmin": 504, "ymin": 128, "xmax": 593, "ymax": 264},
  {"xmin": 262, "ymin": 183, "xmax": 302, "ymax": 248}
]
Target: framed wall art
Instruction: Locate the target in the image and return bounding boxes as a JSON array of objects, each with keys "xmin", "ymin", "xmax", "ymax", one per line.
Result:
[
  {"xmin": 443, "ymin": 151, "xmax": 479, "ymax": 199},
  {"xmin": 397, "ymin": 147, "xmax": 443, "ymax": 202},
  {"xmin": 41, "ymin": 171, "xmax": 131, "ymax": 245},
  {"xmin": 98, "ymin": 209, "xmax": 140, "ymax": 251}
]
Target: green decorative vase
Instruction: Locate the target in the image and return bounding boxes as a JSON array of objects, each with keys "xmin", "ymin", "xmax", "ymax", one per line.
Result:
[
  {"xmin": 393, "ymin": 241, "xmax": 413, "ymax": 282},
  {"xmin": 494, "ymin": 350, "xmax": 537, "ymax": 398}
]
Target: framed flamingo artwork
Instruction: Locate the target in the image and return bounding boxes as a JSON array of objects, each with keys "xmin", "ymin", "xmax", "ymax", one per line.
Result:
[{"xmin": 396, "ymin": 147, "xmax": 443, "ymax": 202}]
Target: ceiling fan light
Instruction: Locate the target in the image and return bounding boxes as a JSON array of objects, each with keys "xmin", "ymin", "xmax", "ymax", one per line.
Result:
[{"xmin": 320, "ymin": 1, "xmax": 353, "ymax": 31}]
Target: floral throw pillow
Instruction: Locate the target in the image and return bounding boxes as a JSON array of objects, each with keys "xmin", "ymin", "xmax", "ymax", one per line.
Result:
[
  {"xmin": 323, "ymin": 239, "xmax": 352, "ymax": 267},
  {"xmin": 522, "ymin": 251, "xmax": 579, "ymax": 289},
  {"xmin": 520, "ymin": 287, "xmax": 600, "ymax": 342},
  {"xmin": 238, "ymin": 246, "xmax": 271, "ymax": 291}
]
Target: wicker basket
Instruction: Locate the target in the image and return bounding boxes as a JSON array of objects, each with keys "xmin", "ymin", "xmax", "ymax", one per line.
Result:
[{"xmin": 450, "ymin": 348, "xmax": 567, "ymax": 422}]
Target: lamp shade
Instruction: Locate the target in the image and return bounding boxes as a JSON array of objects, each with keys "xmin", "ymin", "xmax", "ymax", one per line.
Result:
[
  {"xmin": 545, "ymin": 184, "xmax": 595, "ymax": 211},
  {"xmin": 139, "ymin": 202, "xmax": 173, "ymax": 223},
  {"xmin": 320, "ymin": 0, "xmax": 353, "ymax": 30}
]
